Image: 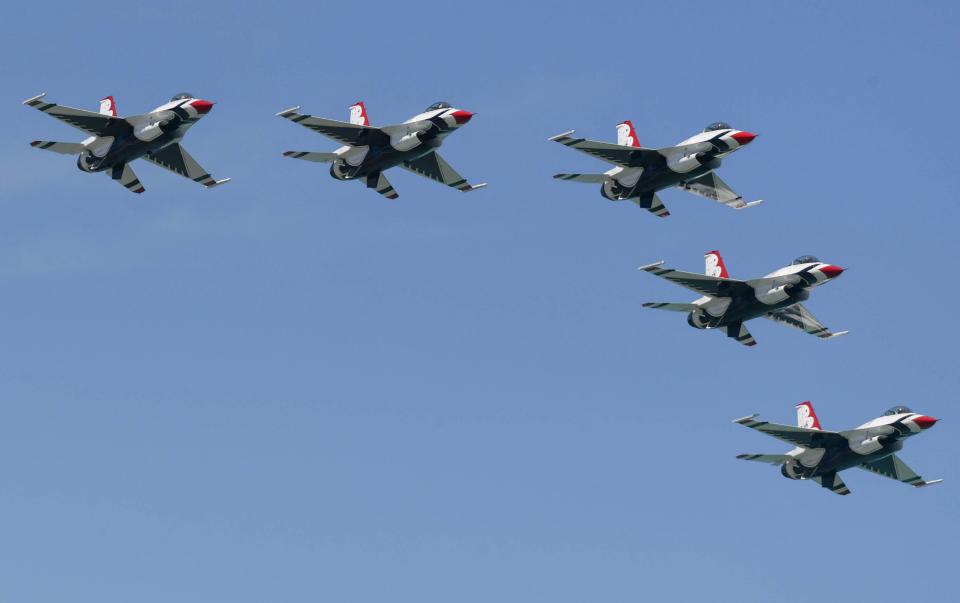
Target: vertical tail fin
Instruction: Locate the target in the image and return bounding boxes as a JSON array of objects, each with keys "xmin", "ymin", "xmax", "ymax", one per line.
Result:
[
  {"xmin": 349, "ymin": 101, "xmax": 370, "ymax": 126},
  {"xmin": 796, "ymin": 401, "xmax": 822, "ymax": 430},
  {"xmin": 616, "ymin": 120, "xmax": 640, "ymax": 147},
  {"xmin": 99, "ymin": 96, "xmax": 117, "ymax": 116},
  {"xmin": 704, "ymin": 250, "xmax": 729, "ymax": 278}
]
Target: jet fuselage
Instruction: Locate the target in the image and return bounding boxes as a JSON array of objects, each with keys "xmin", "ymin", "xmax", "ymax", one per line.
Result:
[
  {"xmin": 328, "ymin": 136, "xmax": 441, "ymax": 181},
  {"xmin": 76, "ymin": 97, "xmax": 213, "ymax": 174},
  {"xmin": 602, "ymin": 126, "xmax": 756, "ymax": 202},
  {"xmin": 781, "ymin": 411, "xmax": 937, "ymax": 480},
  {"xmin": 686, "ymin": 260, "xmax": 843, "ymax": 331},
  {"xmin": 327, "ymin": 107, "xmax": 473, "ymax": 184}
]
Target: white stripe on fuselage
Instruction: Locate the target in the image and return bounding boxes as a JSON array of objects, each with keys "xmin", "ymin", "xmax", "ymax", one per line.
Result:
[
  {"xmin": 608, "ymin": 128, "xmax": 749, "ymax": 186},
  {"xmin": 331, "ymin": 108, "xmax": 464, "ymax": 163},
  {"xmin": 688, "ymin": 262, "xmax": 835, "ymax": 315}
]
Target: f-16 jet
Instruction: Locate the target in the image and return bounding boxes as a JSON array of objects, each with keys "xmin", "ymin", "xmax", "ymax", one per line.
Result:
[
  {"xmin": 277, "ymin": 101, "xmax": 486, "ymax": 199},
  {"xmin": 639, "ymin": 251, "xmax": 847, "ymax": 346},
  {"xmin": 734, "ymin": 402, "xmax": 942, "ymax": 496},
  {"xmin": 23, "ymin": 92, "xmax": 229, "ymax": 194},
  {"xmin": 549, "ymin": 121, "xmax": 760, "ymax": 217}
]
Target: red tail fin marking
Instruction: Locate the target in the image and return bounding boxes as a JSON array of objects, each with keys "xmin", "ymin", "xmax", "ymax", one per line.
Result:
[
  {"xmin": 704, "ymin": 250, "xmax": 729, "ymax": 278},
  {"xmin": 796, "ymin": 401, "xmax": 822, "ymax": 430}
]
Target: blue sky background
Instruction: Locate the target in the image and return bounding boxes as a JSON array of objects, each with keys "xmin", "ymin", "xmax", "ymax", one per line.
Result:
[{"xmin": 1, "ymin": 1, "xmax": 958, "ymax": 601}]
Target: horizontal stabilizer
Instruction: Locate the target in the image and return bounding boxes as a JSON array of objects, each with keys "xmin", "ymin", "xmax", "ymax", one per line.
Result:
[
  {"xmin": 282, "ymin": 151, "xmax": 338, "ymax": 163},
  {"xmin": 642, "ymin": 302, "xmax": 698, "ymax": 312},
  {"xmin": 736, "ymin": 454, "xmax": 793, "ymax": 465},
  {"xmin": 554, "ymin": 173, "xmax": 610, "ymax": 183},
  {"xmin": 30, "ymin": 140, "xmax": 84, "ymax": 154}
]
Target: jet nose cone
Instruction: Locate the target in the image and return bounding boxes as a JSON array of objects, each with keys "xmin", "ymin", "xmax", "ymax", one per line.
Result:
[
  {"xmin": 191, "ymin": 99, "xmax": 215, "ymax": 115},
  {"xmin": 914, "ymin": 415, "xmax": 938, "ymax": 430},
  {"xmin": 732, "ymin": 131, "xmax": 757, "ymax": 145},
  {"xmin": 451, "ymin": 110, "xmax": 473, "ymax": 125},
  {"xmin": 820, "ymin": 265, "xmax": 845, "ymax": 279}
]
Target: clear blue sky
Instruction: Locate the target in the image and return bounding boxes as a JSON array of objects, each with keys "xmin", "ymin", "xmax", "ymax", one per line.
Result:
[{"xmin": 1, "ymin": 1, "xmax": 958, "ymax": 601}]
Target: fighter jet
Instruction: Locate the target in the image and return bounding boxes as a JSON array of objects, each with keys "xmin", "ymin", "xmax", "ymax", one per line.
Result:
[
  {"xmin": 549, "ymin": 121, "xmax": 761, "ymax": 217},
  {"xmin": 23, "ymin": 92, "xmax": 229, "ymax": 193},
  {"xmin": 639, "ymin": 251, "xmax": 847, "ymax": 346},
  {"xmin": 734, "ymin": 402, "xmax": 942, "ymax": 496},
  {"xmin": 277, "ymin": 101, "xmax": 486, "ymax": 199}
]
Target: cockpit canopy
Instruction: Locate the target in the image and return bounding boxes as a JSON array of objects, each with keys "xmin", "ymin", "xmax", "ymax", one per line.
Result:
[
  {"xmin": 704, "ymin": 121, "xmax": 732, "ymax": 132},
  {"xmin": 426, "ymin": 101, "xmax": 453, "ymax": 112},
  {"xmin": 792, "ymin": 255, "xmax": 820, "ymax": 265},
  {"xmin": 170, "ymin": 92, "xmax": 195, "ymax": 102},
  {"xmin": 885, "ymin": 405, "xmax": 913, "ymax": 416}
]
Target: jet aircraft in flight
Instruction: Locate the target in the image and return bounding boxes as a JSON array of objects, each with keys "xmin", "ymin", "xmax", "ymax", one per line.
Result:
[
  {"xmin": 735, "ymin": 402, "xmax": 941, "ymax": 495},
  {"xmin": 23, "ymin": 92, "xmax": 229, "ymax": 193},
  {"xmin": 640, "ymin": 251, "xmax": 847, "ymax": 346},
  {"xmin": 277, "ymin": 101, "xmax": 486, "ymax": 199},
  {"xmin": 550, "ymin": 120, "xmax": 760, "ymax": 217}
]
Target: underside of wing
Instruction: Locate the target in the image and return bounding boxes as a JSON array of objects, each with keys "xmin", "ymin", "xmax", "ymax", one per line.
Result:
[
  {"xmin": 639, "ymin": 261, "xmax": 751, "ymax": 297},
  {"xmin": 858, "ymin": 454, "xmax": 942, "ymax": 488},
  {"xmin": 678, "ymin": 172, "xmax": 762, "ymax": 210},
  {"xmin": 144, "ymin": 143, "xmax": 230, "ymax": 188},
  {"xmin": 400, "ymin": 151, "xmax": 486, "ymax": 192},
  {"xmin": 277, "ymin": 106, "xmax": 388, "ymax": 147},
  {"xmin": 733, "ymin": 414, "xmax": 846, "ymax": 449},
  {"xmin": 24, "ymin": 93, "xmax": 128, "ymax": 137},
  {"xmin": 549, "ymin": 130, "xmax": 662, "ymax": 168},
  {"xmin": 764, "ymin": 303, "xmax": 848, "ymax": 340}
]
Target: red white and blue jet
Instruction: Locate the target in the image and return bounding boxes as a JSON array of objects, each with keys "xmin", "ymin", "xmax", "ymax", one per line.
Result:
[
  {"xmin": 23, "ymin": 92, "xmax": 229, "ymax": 194},
  {"xmin": 735, "ymin": 402, "xmax": 941, "ymax": 496},
  {"xmin": 278, "ymin": 101, "xmax": 486, "ymax": 199},
  {"xmin": 550, "ymin": 120, "xmax": 760, "ymax": 217},
  {"xmin": 640, "ymin": 250, "xmax": 847, "ymax": 346}
]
